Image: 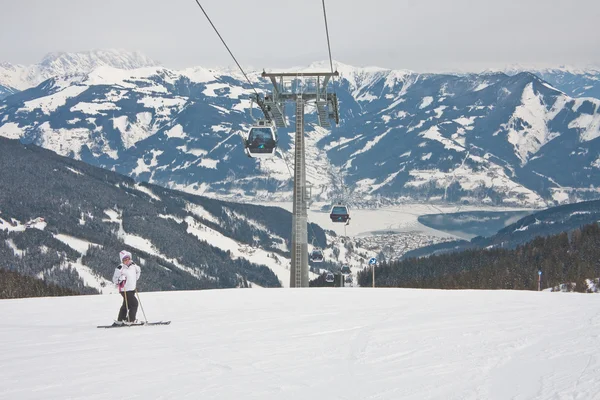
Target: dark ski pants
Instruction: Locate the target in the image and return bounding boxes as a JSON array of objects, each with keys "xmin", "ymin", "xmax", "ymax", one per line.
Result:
[{"xmin": 118, "ymin": 290, "xmax": 138, "ymax": 322}]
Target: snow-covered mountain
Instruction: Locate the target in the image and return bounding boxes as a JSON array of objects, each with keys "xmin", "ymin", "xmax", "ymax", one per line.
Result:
[
  {"xmin": 403, "ymin": 199, "xmax": 600, "ymax": 260},
  {"xmin": 0, "ymin": 49, "xmax": 159, "ymax": 94},
  {"xmin": 535, "ymin": 68, "xmax": 600, "ymax": 99},
  {"xmin": 0, "ymin": 83, "xmax": 17, "ymax": 99},
  {"xmin": 7, "ymin": 136, "xmax": 441, "ymax": 291},
  {"xmin": 495, "ymin": 65, "xmax": 600, "ymax": 99},
  {"xmin": 0, "ymin": 136, "xmax": 323, "ymax": 291},
  {"xmin": 1, "ymin": 59, "xmax": 600, "ymax": 207}
]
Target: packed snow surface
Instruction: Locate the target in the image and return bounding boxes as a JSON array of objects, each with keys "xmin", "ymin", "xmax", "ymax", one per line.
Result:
[{"xmin": 0, "ymin": 288, "xmax": 598, "ymax": 399}]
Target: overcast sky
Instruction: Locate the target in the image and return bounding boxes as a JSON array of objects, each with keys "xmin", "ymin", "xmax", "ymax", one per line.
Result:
[{"xmin": 2, "ymin": 0, "xmax": 599, "ymax": 72}]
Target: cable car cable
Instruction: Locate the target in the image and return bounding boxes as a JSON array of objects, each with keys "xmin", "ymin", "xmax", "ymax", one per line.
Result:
[
  {"xmin": 321, "ymin": 0, "xmax": 335, "ymax": 76},
  {"xmin": 321, "ymin": 0, "xmax": 338, "ymax": 97},
  {"xmin": 192, "ymin": 1, "xmax": 339, "ymax": 271},
  {"xmin": 192, "ymin": 0, "xmax": 262, "ymax": 99}
]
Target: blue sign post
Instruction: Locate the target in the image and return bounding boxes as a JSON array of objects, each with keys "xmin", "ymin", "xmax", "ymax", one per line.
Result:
[
  {"xmin": 538, "ymin": 270, "xmax": 542, "ymax": 291},
  {"xmin": 369, "ymin": 258, "xmax": 377, "ymax": 288}
]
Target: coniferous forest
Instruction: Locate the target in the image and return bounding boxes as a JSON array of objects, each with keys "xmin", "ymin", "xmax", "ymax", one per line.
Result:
[
  {"xmin": 4, "ymin": 135, "xmax": 600, "ymax": 296},
  {"xmin": 0, "ymin": 268, "xmax": 79, "ymax": 299},
  {"xmin": 358, "ymin": 222, "xmax": 600, "ymax": 292},
  {"xmin": 358, "ymin": 223, "xmax": 600, "ymax": 292},
  {"xmin": 0, "ymin": 137, "xmax": 328, "ymax": 294}
]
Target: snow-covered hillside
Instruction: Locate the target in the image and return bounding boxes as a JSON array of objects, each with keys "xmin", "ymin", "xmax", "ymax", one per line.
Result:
[
  {"xmin": 0, "ymin": 136, "xmax": 468, "ymax": 293},
  {"xmin": 1, "ymin": 288, "xmax": 598, "ymax": 399},
  {"xmin": 0, "ymin": 201, "xmax": 466, "ymax": 291},
  {"xmin": 0, "ymin": 49, "xmax": 159, "ymax": 91},
  {"xmin": 493, "ymin": 65, "xmax": 600, "ymax": 99},
  {"xmin": 2, "ymin": 57, "xmax": 600, "ymax": 207}
]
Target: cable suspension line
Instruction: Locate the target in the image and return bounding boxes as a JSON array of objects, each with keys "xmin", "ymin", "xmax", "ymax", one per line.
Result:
[
  {"xmin": 194, "ymin": 0, "xmax": 336, "ymax": 262},
  {"xmin": 321, "ymin": 0, "xmax": 335, "ymax": 75},
  {"xmin": 193, "ymin": 0, "xmax": 261, "ymax": 98},
  {"xmin": 321, "ymin": 0, "xmax": 338, "ymax": 99}
]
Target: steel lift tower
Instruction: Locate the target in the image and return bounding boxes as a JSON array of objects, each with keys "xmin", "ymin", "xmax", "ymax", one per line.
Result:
[{"xmin": 253, "ymin": 71, "xmax": 339, "ymax": 287}]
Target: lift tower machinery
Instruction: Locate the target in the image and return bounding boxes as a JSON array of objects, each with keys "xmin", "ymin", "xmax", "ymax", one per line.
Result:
[{"xmin": 252, "ymin": 71, "xmax": 340, "ymax": 287}]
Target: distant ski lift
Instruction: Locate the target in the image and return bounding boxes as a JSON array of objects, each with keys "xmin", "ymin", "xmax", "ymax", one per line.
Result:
[
  {"xmin": 325, "ymin": 272, "xmax": 335, "ymax": 283},
  {"xmin": 310, "ymin": 248, "xmax": 324, "ymax": 263},
  {"xmin": 329, "ymin": 204, "xmax": 350, "ymax": 224},
  {"xmin": 341, "ymin": 265, "xmax": 351, "ymax": 274},
  {"xmin": 244, "ymin": 120, "xmax": 277, "ymax": 158}
]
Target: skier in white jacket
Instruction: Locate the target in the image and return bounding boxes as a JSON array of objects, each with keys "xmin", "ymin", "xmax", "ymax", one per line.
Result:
[{"xmin": 112, "ymin": 250, "xmax": 141, "ymax": 325}]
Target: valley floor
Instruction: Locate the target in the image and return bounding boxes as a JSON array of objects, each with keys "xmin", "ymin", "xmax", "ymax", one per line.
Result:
[
  {"xmin": 260, "ymin": 202, "xmax": 534, "ymax": 240},
  {"xmin": 0, "ymin": 288, "xmax": 598, "ymax": 399}
]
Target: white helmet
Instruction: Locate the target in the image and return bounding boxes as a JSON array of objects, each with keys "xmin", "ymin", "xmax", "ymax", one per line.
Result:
[{"xmin": 119, "ymin": 250, "xmax": 132, "ymax": 262}]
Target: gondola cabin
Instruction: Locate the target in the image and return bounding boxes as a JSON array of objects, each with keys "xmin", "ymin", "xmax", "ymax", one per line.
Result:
[
  {"xmin": 325, "ymin": 272, "xmax": 335, "ymax": 283},
  {"xmin": 341, "ymin": 265, "xmax": 351, "ymax": 274},
  {"xmin": 245, "ymin": 120, "xmax": 277, "ymax": 158},
  {"xmin": 310, "ymin": 248, "xmax": 324, "ymax": 263},
  {"xmin": 329, "ymin": 204, "xmax": 350, "ymax": 223}
]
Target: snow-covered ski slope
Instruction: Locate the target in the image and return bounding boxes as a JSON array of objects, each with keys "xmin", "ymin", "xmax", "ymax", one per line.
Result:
[{"xmin": 1, "ymin": 288, "xmax": 599, "ymax": 399}]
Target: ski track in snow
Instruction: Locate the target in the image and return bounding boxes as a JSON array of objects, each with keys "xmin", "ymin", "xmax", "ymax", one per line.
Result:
[{"xmin": 0, "ymin": 289, "xmax": 599, "ymax": 399}]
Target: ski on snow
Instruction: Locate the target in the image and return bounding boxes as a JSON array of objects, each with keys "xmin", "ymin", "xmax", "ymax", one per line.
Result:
[{"xmin": 97, "ymin": 321, "xmax": 171, "ymax": 328}]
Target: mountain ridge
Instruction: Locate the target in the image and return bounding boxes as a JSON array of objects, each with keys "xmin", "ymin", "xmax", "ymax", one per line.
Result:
[
  {"xmin": 0, "ymin": 49, "xmax": 160, "ymax": 92},
  {"xmin": 1, "ymin": 56, "xmax": 600, "ymax": 208},
  {"xmin": 0, "ymin": 136, "xmax": 330, "ymax": 291},
  {"xmin": 402, "ymin": 198, "xmax": 600, "ymax": 260}
]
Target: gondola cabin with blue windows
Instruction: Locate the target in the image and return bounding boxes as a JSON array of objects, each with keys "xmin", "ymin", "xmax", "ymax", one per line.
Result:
[
  {"xmin": 310, "ymin": 248, "xmax": 324, "ymax": 263},
  {"xmin": 244, "ymin": 120, "xmax": 277, "ymax": 158},
  {"xmin": 329, "ymin": 204, "xmax": 350, "ymax": 223},
  {"xmin": 341, "ymin": 265, "xmax": 351, "ymax": 274},
  {"xmin": 325, "ymin": 272, "xmax": 335, "ymax": 283}
]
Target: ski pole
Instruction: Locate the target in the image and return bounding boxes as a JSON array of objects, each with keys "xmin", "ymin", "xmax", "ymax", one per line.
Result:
[
  {"xmin": 135, "ymin": 288, "xmax": 148, "ymax": 323},
  {"xmin": 123, "ymin": 288, "xmax": 129, "ymax": 322}
]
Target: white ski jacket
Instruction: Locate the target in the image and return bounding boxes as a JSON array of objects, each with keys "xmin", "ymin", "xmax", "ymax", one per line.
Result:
[{"xmin": 112, "ymin": 262, "xmax": 141, "ymax": 292}]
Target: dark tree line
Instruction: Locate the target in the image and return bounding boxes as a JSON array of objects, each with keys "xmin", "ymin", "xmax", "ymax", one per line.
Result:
[
  {"xmin": 0, "ymin": 230, "xmax": 99, "ymax": 295},
  {"xmin": 404, "ymin": 200, "xmax": 600, "ymax": 261},
  {"xmin": 0, "ymin": 137, "xmax": 302, "ymax": 295},
  {"xmin": 358, "ymin": 222, "xmax": 600, "ymax": 292},
  {"xmin": 0, "ymin": 268, "xmax": 79, "ymax": 299}
]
